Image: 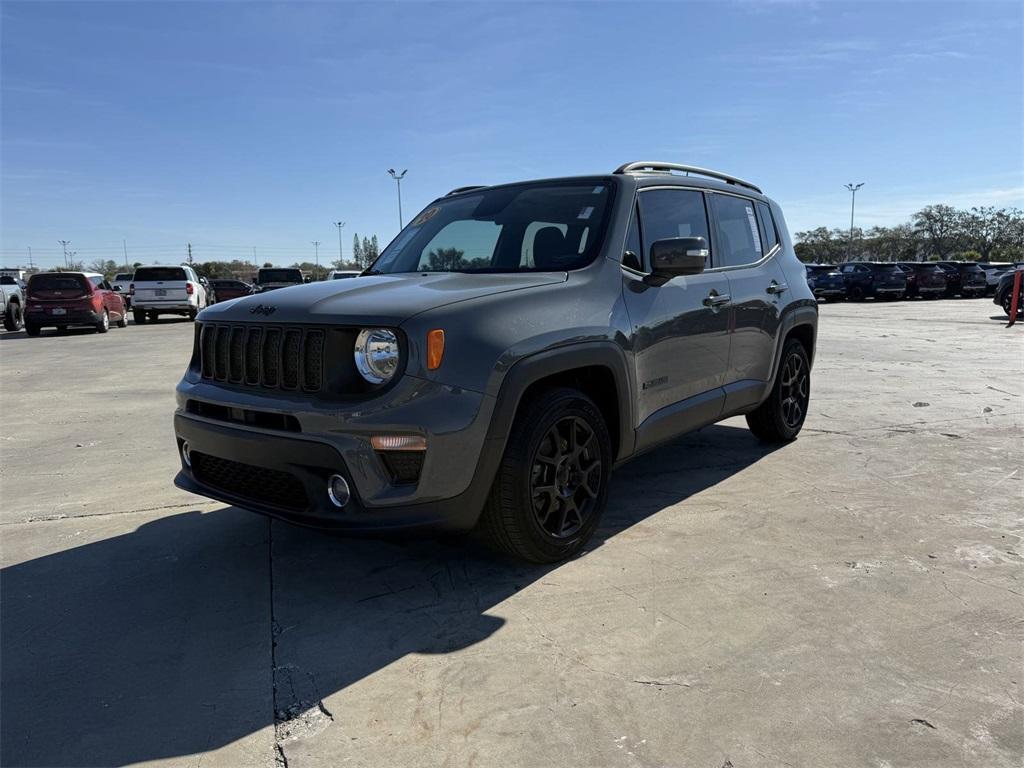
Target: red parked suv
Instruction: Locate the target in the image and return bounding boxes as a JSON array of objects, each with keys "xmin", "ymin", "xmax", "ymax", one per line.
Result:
[{"xmin": 24, "ymin": 272, "xmax": 128, "ymax": 336}]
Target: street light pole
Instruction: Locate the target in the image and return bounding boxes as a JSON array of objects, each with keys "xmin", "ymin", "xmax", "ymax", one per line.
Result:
[
  {"xmin": 844, "ymin": 183, "xmax": 864, "ymax": 260},
  {"xmin": 58, "ymin": 240, "xmax": 71, "ymax": 269},
  {"xmin": 311, "ymin": 240, "xmax": 320, "ymax": 278},
  {"xmin": 334, "ymin": 221, "xmax": 346, "ymax": 264},
  {"xmin": 388, "ymin": 168, "xmax": 408, "ymax": 229}
]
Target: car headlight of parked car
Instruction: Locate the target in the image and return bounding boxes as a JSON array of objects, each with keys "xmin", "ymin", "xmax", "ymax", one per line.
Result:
[{"xmin": 354, "ymin": 328, "xmax": 400, "ymax": 384}]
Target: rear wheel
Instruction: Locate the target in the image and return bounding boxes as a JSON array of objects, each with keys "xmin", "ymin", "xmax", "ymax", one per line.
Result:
[
  {"xmin": 56, "ymin": 325, "xmax": 67, "ymax": 334},
  {"xmin": 148, "ymin": 311, "xmax": 158, "ymax": 322},
  {"xmin": 96, "ymin": 310, "xmax": 109, "ymax": 334},
  {"xmin": 188, "ymin": 307, "xmax": 198, "ymax": 321},
  {"xmin": 24, "ymin": 323, "xmax": 40, "ymax": 337},
  {"xmin": 116, "ymin": 309, "xmax": 127, "ymax": 328},
  {"xmin": 848, "ymin": 285, "xmax": 865, "ymax": 301},
  {"xmin": 3, "ymin": 301, "xmax": 23, "ymax": 331},
  {"xmin": 746, "ymin": 338, "xmax": 811, "ymax": 443},
  {"xmin": 479, "ymin": 387, "xmax": 611, "ymax": 563},
  {"xmin": 133, "ymin": 310, "xmax": 146, "ymax": 324}
]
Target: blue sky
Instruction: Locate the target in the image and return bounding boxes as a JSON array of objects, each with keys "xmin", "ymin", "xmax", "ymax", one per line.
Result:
[{"xmin": 2, "ymin": 0, "xmax": 1021, "ymax": 268}]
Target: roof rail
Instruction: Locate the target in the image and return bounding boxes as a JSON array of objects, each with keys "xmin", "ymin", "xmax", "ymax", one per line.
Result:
[
  {"xmin": 445, "ymin": 185, "xmax": 487, "ymax": 197},
  {"xmin": 613, "ymin": 161, "xmax": 762, "ymax": 194}
]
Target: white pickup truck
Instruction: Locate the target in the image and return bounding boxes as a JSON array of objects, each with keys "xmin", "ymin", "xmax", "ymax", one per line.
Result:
[{"xmin": 130, "ymin": 265, "xmax": 208, "ymax": 323}]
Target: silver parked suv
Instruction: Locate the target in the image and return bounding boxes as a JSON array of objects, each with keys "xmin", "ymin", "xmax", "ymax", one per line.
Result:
[{"xmin": 173, "ymin": 162, "xmax": 817, "ymax": 562}]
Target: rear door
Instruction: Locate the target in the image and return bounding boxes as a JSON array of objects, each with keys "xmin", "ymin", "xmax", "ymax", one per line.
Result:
[
  {"xmin": 622, "ymin": 187, "xmax": 732, "ymax": 444},
  {"xmin": 708, "ymin": 193, "xmax": 788, "ymax": 406},
  {"xmin": 133, "ymin": 267, "xmax": 189, "ymax": 304}
]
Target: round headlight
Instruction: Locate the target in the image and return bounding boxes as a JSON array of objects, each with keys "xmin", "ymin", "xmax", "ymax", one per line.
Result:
[{"xmin": 354, "ymin": 328, "xmax": 399, "ymax": 384}]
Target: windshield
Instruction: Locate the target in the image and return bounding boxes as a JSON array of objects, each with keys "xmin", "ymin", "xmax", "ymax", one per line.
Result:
[
  {"xmin": 259, "ymin": 269, "xmax": 303, "ymax": 283},
  {"xmin": 369, "ymin": 182, "xmax": 614, "ymax": 274}
]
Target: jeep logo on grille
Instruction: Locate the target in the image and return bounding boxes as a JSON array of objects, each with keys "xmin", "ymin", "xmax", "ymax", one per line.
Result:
[{"xmin": 249, "ymin": 304, "xmax": 277, "ymax": 316}]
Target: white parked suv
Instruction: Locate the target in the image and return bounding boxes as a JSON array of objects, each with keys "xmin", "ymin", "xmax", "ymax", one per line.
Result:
[{"xmin": 130, "ymin": 265, "xmax": 208, "ymax": 323}]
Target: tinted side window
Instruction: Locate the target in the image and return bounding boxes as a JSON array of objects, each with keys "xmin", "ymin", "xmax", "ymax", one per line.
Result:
[
  {"xmin": 622, "ymin": 204, "xmax": 642, "ymax": 272},
  {"xmin": 711, "ymin": 194, "xmax": 762, "ymax": 267},
  {"xmin": 756, "ymin": 202, "xmax": 779, "ymax": 252},
  {"xmin": 637, "ymin": 189, "xmax": 712, "ymax": 270}
]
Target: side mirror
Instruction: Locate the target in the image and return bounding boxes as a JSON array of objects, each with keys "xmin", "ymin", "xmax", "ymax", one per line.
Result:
[
  {"xmin": 112, "ymin": 285, "xmax": 122, "ymax": 292},
  {"xmin": 648, "ymin": 237, "xmax": 708, "ymax": 283}
]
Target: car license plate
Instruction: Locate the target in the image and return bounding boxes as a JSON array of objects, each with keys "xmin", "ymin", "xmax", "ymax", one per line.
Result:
[
  {"xmin": 50, "ymin": 307, "xmax": 66, "ymax": 315},
  {"xmin": 155, "ymin": 288, "xmax": 167, "ymax": 297}
]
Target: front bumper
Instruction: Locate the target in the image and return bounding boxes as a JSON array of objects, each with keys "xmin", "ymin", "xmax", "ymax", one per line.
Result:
[{"xmin": 173, "ymin": 374, "xmax": 502, "ymax": 532}]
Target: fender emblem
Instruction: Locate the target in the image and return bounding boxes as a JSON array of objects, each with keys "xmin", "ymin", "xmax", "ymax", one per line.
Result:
[{"xmin": 249, "ymin": 304, "xmax": 277, "ymax": 316}]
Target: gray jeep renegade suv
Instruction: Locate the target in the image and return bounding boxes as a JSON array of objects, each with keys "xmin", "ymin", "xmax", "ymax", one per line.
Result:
[{"xmin": 174, "ymin": 161, "xmax": 817, "ymax": 562}]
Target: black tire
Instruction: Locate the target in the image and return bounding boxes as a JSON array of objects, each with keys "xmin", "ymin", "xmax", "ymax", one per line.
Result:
[
  {"xmin": 3, "ymin": 302, "xmax": 23, "ymax": 331},
  {"xmin": 848, "ymin": 285, "xmax": 865, "ymax": 301},
  {"xmin": 96, "ymin": 310, "xmax": 109, "ymax": 334},
  {"xmin": 24, "ymin": 323, "xmax": 40, "ymax": 337},
  {"xmin": 133, "ymin": 310, "xmax": 146, "ymax": 324},
  {"xmin": 478, "ymin": 387, "xmax": 612, "ymax": 563},
  {"xmin": 148, "ymin": 311, "xmax": 158, "ymax": 322},
  {"xmin": 188, "ymin": 307, "xmax": 198, "ymax": 321},
  {"xmin": 56, "ymin": 325, "xmax": 67, "ymax": 333},
  {"xmin": 746, "ymin": 338, "xmax": 811, "ymax": 443},
  {"xmin": 1002, "ymin": 291, "xmax": 1023, "ymax": 317},
  {"xmin": 116, "ymin": 310, "xmax": 127, "ymax": 328}
]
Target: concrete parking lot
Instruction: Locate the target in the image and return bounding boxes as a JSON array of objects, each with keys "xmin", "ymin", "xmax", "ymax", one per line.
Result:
[{"xmin": 1, "ymin": 300, "xmax": 1021, "ymax": 768}]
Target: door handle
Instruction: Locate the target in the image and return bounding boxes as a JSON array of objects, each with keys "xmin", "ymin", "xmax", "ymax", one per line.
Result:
[
  {"xmin": 766, "ymin": 281, "xmax": 788, "ymax": 295},
  {"xmin": 702, "ymin": 291, "xmax": 731, "ymax": 308}
]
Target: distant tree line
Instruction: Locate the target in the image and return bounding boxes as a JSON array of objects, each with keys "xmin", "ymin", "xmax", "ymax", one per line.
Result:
[{"xmin": 796, "ymin": 205, "xmax": 1024, "ymax": 264}]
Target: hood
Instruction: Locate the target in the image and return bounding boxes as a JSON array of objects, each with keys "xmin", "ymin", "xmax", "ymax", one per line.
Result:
[{"xmin": 197, "ymin": 271, "xmax": 567, "ymax": 326}]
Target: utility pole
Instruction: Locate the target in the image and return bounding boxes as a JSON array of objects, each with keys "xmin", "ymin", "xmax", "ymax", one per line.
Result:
[
  {"xmin": 58, "ymin": 240, "xmax": 71, "ymax": 269},
  {"xmin": 334, "ymin": 221, "xmax": 346, "ymax": 264},
  {"xmin": 844, "ymin": 183, "xmax": 864, "ymax": 260},
  {"xmin": 388, "ymin": 168, "xmax": 408, "ymax": 229},
  {"xmin": 27, "ymin": 246, "xmax": 33, "ymax": 270},
  {"xmin": 187, "ymin": 242, "xmax": 193, "ymax": 265},
  {"xmin": 311, "ymin": 240, "xmax": 320, "ymax": 278},
  {"xmin": 123, "ymin": 239, "xmax": 129, "ymax": 271}
]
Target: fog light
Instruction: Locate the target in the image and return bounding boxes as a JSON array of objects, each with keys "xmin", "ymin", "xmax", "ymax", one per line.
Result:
[
  {"xmin": 327, "ymin": 474, "xmax": 350, "ymax": 508},
  {"xmin": 181, "ymin": 441, "xmax": 192, "ymax": 467}
]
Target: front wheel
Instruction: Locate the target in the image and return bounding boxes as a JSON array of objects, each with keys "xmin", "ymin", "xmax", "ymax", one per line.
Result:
[
  {"xmin": 746, "ymin": 338, "xmax": 811, "ymax": 443},
  {"xmin": 479, "ymin": 387, "xmax": 611, "ymax": 563},
  {"xmin": 1002, "ymin": 291, "xmax": 1023, "ymax": 317}
]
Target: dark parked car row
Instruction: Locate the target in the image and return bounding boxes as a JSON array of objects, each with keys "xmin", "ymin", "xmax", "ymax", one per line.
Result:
[{"xmin": 805, "ymin": 261, "xmax": 1019, "ymax": 306}]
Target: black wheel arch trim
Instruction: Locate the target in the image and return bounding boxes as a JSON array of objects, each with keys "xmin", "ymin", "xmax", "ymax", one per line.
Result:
[{"xmin": 486, "ymin": 341, "xmax": 635, "ymax": 463}]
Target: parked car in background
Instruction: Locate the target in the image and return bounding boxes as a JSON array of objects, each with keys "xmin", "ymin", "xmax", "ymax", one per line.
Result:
[
  {"xmin": 936, "ymin": 261, "xmax": 987, "ymax": 297},
  {"xmin": 24, "ymin": 272, "xmax": 128, "ymax": 336},
  {"xmin": 111, "ymin": 272, "xmax": 134, "ymax": 308},
  {"xmin": 1, "ymin": 274, "xmax": 24, "ymax": 331},
  {"xmin": 977, "ymin": 262, "xmax": 1013, "ymax": 295},
  {"xmin": 896, "ymin": 262, "xmax": 947, "ymax": 299},
  {"xmin": 255, "ymin": 267, "xmax": 305, "ymax": 292},
  {"xmin": 994, "ymin": 266, "xmax": 1024, "ymax": 317},
  {"xmin": 208, "ymin": 279, "xmax": 254, "ymax": 303},
  {"xmin": 327, "ymin": 270, "xmax": 362, "ymax": 280},
  {"xmin": 130, "ymin": 265, "xmax": 208, "ymax": 323},
  {"xmin": 804, "ymin": 264, "xmax": 846, "ymax": 301},
  {"xmin": 837, "ymin": 262, "xmax": 907, "ymax": 300}
]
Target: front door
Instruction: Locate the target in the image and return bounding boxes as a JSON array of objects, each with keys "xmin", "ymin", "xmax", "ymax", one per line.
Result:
[{"xmin": 622, "ymin": 188, "xmax": 732, "ymax": 448}]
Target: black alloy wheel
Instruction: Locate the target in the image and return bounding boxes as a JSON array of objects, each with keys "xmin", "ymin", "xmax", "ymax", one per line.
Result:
[
  {"xmin": 529, "ymin": 416, "xmax": 602, "ymax": 539},
  {"xmin": 778, "ymin": 351, "xmax": 810, "ymax": 430}
]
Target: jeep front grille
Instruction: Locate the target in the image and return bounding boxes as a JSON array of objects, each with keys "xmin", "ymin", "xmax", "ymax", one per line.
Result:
[{"xmin": 199, "ymin": 323, "xmax": 325, "ymax": 392}]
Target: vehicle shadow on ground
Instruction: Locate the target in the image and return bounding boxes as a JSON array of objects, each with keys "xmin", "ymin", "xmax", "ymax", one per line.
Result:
[{"xmin": 1, "ymin": 424, "xmax": 779, "ymax": 767}]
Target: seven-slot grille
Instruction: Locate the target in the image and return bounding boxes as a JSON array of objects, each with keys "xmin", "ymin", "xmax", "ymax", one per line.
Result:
[{"xmin": 200, "ymin": 323, "xmax": 324, "ymax": 392}]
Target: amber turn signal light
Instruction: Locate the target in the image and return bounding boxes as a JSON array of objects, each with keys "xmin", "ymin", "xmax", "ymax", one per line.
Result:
[{"xmin": 427, "ymin": 329, "xmax": 445, "ymax": 370}]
